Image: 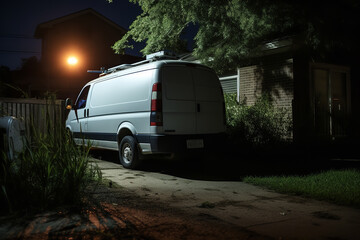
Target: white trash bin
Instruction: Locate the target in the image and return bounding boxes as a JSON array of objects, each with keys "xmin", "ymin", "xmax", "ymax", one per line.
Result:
[{"xmin": 0, "ymin": 116, "xmax": 26, "ymax": 161}]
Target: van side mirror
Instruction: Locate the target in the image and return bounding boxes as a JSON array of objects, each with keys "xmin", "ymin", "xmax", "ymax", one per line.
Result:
[{"xmin": 65, "ymin": 98, "xmax": 73, "ymax": 110}]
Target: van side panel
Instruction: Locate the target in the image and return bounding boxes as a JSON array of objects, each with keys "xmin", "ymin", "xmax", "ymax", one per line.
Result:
[
  {"xmin": 85, "ymin": 69, "xmax": 154, "ymax": 148},
  {"xmin": 90, "ymin": 70, "xmax": 153, "ymax": 112}
]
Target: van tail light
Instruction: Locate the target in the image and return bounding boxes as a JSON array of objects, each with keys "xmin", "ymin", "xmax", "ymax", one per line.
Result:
[{"xmin": 150, "ymin": 83, "xmax": 163, "ymax": 126}]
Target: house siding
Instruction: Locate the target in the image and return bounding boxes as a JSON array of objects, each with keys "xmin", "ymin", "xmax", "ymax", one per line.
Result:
[{"xmin": 219, "ymin": 75, "xmax": 237, "ymax": 93}]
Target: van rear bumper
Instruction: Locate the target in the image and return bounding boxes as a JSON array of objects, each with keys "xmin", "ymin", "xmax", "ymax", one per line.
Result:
[{"xmin": 136, "ymin": 133, "xmax": 226, "ymax": 154}]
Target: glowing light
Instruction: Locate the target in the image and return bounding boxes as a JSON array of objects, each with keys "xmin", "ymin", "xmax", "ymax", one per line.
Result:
[{"xmin": 67, "ymin": 56, "xmax": 78, "ymax": 65}]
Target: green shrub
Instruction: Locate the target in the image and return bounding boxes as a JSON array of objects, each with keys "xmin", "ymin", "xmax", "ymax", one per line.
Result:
[
  {"xmin": 0, "ymin": 99, "xmax": 101, "ymax": 214},
  {"xmin": 225, "ymin": 93, "xmax": 292, "ymax": 148}
]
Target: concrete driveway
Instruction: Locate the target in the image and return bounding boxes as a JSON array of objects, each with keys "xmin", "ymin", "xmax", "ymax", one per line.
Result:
[{"xmin": 92, "ymin": 155, "xmax": 360, "ymax": 240}]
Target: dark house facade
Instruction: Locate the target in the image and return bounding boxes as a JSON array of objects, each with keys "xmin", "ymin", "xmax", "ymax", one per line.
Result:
[
  {"xmin": 34, "ymin": 8, "xmax": 142, "ymax": 99},
  {"xmin": 234, "ymin": 36, "xmax": 359, "ymax": 146}
]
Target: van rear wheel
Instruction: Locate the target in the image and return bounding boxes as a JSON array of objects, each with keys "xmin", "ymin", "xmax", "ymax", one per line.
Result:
[{"xmin": 119, "ymin": 135, "xmax": 141, "ymax": 169}]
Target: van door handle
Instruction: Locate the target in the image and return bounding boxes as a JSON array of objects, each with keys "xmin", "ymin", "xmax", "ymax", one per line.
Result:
[
  {"xmin": 197, "ymin": 103, "xmax": 200, "ymax": 112},
  {"xmin": 84, "ymin": 109, "xmax": 89, "ymax": 117}
]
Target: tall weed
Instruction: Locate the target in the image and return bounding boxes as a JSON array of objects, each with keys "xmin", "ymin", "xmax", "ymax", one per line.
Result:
[{"xmin": 0, "ymin": 97, "xmax": 101, "ymax": 215}]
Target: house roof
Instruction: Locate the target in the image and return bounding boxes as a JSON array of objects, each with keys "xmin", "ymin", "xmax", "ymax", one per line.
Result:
[{"xmin": 34, "ymin": 8, "xmax": 126, "ymax": 38}]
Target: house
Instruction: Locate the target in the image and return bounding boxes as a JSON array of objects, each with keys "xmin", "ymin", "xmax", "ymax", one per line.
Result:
[
  {"xmin": 215, "ymin": 36, "xmax": 359, "ymax": 147},
  {"xmin": 34, "ymin": 8, "xmax": 142, "ymax": 99}
]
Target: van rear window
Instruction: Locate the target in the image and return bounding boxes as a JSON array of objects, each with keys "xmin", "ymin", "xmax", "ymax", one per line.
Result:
[
  {"xmin": 193, "ymin": 68, "xmax": 223, "ymax": 102},
  {"xmin": 163, "ymin": 66, "xmax": 221, "ymax": 102},
  {"xmin": 163, "ymin": 67, "xmax": 195, "ymax": 101}
]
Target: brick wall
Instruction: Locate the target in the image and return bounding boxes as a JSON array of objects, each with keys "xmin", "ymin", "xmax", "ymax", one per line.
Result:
[
  {"xmin": 239, "ymin": 58, "xmax": 294, "ymax": 110},
  {"xmin": 238, "ymin": 58, "xmax": 294, "ymax": 140}
]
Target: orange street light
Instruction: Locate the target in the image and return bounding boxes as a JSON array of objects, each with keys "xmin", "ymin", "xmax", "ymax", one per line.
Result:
[{"xmin": 67, "ymin": 56, "xmax": 78, "ymax": 65}]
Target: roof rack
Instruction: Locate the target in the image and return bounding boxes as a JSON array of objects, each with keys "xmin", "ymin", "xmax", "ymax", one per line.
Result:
[{"xmin": 96, "ymin": 50, "xmax": 179, "ymax": 76}]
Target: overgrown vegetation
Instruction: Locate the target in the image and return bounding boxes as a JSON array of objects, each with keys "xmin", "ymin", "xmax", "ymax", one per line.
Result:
[
  {"xmin": 244, "ymin": 169, "xmax": 360, "ymax": 208},
  {"xmin": 109, "ymin": 0, "xmax": 359, "ymax": 73},
  {"xmin": 0, "ymin": 98, "xmax": 101, "ymax": 215},
  {"xmin": 224, "ymin": 93, "xmax": 292, "ymax": 149}
]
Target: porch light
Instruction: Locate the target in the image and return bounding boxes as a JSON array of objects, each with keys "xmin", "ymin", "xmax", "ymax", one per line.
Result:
[{"xmin": 67, "ymin": 56, "xmax": 78, "ymax": 65}]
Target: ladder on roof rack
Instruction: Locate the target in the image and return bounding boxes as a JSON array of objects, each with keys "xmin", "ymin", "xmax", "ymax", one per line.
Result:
[{"xmin": 92, "ymin": 51, "xmax": 179, "ymax": 76}]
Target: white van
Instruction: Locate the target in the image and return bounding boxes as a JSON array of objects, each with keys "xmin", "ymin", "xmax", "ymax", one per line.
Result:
[{"xmin": 65, "ymin": 51, "xmax": 226, "ymax": 169}]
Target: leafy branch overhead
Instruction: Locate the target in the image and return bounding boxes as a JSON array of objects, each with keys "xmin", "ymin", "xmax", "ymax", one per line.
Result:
[{"xmin": 108, "ymin": 0, "xmax": 359, "ymax": 72}]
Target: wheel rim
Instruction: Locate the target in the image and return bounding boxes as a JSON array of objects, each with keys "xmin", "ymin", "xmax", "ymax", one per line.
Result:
[{"xmin": 122, "ymin": 143, "xmax": 133, "ymax": 164}]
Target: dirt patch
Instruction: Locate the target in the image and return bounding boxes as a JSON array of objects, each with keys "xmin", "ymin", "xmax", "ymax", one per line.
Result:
[{"xmin": 0, "ymin": 182, "xmax": 270, "ymax": 240}]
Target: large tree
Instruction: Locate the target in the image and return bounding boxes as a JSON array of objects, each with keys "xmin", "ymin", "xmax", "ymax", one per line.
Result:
[{"xmin": 108, "ymin": 0, "xmax": 359, "ymax": 72}]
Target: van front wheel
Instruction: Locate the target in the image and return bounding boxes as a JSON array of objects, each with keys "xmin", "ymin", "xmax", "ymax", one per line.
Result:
[{"xmin": 119, "ymin": 135, "xmax": 141, "ymax": 169}]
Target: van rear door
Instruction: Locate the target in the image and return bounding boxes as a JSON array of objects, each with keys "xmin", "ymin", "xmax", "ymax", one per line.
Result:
[
  {"xmin": 193, "ymin": 68, "xmax": 225, "ymax": 134},
  {"xmin": 162, "ymin": 66, "xmax": 196, "ymax": 134},
  {"xmin": 161, "ymin": 64, "xmax": 225, "ymax": 135}
]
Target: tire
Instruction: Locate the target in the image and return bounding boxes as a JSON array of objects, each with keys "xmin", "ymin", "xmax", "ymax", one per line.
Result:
[{"xmin": 119, "ymin": 135, "xmax": 141, "ymax": 169}]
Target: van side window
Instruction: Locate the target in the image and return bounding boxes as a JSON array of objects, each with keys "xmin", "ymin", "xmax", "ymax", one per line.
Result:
[{"xmin": 75, "ymin": 86, "xmax": 90, "ymax": 109}]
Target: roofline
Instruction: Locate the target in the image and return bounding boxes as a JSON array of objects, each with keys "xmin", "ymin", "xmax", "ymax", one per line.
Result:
[{"xmin": 34, "ymin": 8, "xmax": 126, "ymax": 38}]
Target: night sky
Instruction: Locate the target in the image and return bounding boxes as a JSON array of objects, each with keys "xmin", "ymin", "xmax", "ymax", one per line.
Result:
[{"xmin": 0, "ymin": 0, "xmax": 142, "ymax": 70}]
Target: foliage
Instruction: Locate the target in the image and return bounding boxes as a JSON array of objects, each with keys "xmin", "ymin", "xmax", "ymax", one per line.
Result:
[
  {"xmin": 224, "ymin": 93, "xmax": 292, "ymax": 148},
  {"xmin": 108, "ymin": 0, "xmax": 360, "ymax": 73},
  {"xmin": 0, "ymin": 98, "xmax": 101, "ymax": 215},
  {"xmin": 244, "ymin": 169, "xmax": 360, "ymax": 208}
]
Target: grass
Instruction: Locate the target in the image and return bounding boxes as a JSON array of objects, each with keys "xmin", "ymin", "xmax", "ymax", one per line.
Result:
[{"xmin": 244, "ymin": 169, "xmax": 360, "ymax": 208}]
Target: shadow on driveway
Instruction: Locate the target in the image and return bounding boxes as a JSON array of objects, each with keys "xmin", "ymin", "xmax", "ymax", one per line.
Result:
[{"xmin": 89, "ymin": 143, "xmax": 360, "ymax": 182}]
